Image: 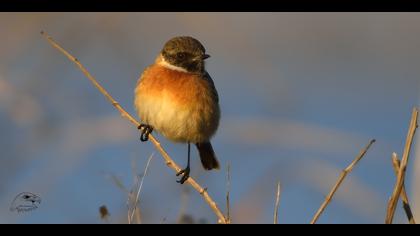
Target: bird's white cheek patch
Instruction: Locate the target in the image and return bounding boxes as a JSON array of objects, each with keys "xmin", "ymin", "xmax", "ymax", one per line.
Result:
[{"xmin": 158, "ymin": 57, "xmax": 188, "ymax": 73}]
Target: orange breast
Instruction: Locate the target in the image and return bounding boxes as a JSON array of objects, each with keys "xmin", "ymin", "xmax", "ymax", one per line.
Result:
[
  {"xmin": 134, "ymin": 64, "xmax": 220, "ymax": 143},
  {"xmin": 138, "ymin": 64, "xmax": 213, "ymax": 107}
]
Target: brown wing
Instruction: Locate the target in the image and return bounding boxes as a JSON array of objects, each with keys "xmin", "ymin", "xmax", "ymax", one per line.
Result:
[{"xmin": 203, "ymin": 71, "xmax": 219, "ymax": 104}]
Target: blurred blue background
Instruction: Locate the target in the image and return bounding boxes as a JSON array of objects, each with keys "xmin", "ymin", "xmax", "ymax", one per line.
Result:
[{"xmin": 0, "ymin": 13, "xmax": 419, "ymax": 224}]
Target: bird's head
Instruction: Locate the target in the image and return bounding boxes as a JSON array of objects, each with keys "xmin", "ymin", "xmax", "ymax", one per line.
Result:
[
  {"xmin": 10, "ymin": 192, "xmax": 41, "ymax": 212},
  {"xmin": 160, "ymin": 36, "xmax": 210, "ymax": 74}
]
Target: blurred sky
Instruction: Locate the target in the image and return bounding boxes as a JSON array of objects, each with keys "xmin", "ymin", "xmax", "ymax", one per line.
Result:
[{"xmin": 0, "ymin": 13, "xmax": 419, "ymax": 224}]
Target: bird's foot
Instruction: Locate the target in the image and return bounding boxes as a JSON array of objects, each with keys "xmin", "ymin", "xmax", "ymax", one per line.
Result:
[
  {"xmin": 138, "ymin": 124, "xmax": 153, "ymax": 142},
  {"xmin": 176, "ymin": 166, "xmax": 190, "ymax": 184}
]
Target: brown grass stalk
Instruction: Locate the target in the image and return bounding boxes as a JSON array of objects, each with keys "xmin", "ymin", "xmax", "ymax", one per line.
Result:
[
  {"xmin": 310, "ymin": 139, "xmax": 376, "ymax": 224},
  {"xmin": 274, "ymin": 181, "xmax": 281, "ymax": 224},
  {"xmin": 226, "ymin": 163, "xmax": 231, "ymax": 223},
  {"xmin": 391, "ymin": 153, "xmax": 416, "ymax": 224},
  {"xmin": 385, "ymin": 108, "xmax": 418, "ymax": 224},
  {"xmin": 128, "ymin": 153, "xmax": 154, "ymax": 224},
  {"xmin": 41, "ymin": 31, "xmax": 228, "ymax": 224}
]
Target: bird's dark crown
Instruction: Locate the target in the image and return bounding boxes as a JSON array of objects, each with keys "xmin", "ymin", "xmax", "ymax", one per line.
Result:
[{"xmin": 161, "ymin": 36, "xmax": 210, "ymax": 74}]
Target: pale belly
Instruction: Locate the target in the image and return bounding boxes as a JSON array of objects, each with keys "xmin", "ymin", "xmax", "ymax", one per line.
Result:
[{"xmin": 135, "ymin": 89, "xmax": 220, "ymax": 143}]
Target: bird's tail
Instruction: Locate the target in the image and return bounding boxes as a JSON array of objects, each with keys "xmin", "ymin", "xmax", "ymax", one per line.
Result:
[{"xmin": 195, "ymin": 142, "xmax": 220, "ymax": 170}]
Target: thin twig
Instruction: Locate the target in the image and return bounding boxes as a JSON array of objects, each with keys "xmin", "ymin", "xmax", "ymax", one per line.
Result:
[
  {"xmin": 386, "ymin": 108, "xmax": 418, "ymax": 224},
  {"xmin": 41, "ymin": 31, "xmax": 228, "ymax": 224},
  {"xmin": 226, "ymin": 163, "xmax": 231, "ymax": 223},
  {"xmin": 131, "ymin": 158, "xmax": 142, "ymax": 224},
  {"xmin": 126, "ymin": 156, "xmax": 141, "ymax": 224},
  {"xmin": 128, "ymin": 153, "xmax": 154, "ymax": 224},
  {"xmin": 391, "ymin": 152, "xmax": 416, "ymax": 224},
  {"xmin": 274, "ymin": 181, "xmax": 281, "ymax": 224},
  {"xmin": 310, "ymin": 139, "xmax": 376, "ymax": 224}
]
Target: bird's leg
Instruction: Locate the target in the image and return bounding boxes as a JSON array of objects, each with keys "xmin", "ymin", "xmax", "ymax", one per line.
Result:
[
  {"xmin": 176, "ymin": 143, "xmax": 191, "ymax": 184},
  {"xmin": 138, "ymin": 124, "xmax": 153, "ymax": 142}
]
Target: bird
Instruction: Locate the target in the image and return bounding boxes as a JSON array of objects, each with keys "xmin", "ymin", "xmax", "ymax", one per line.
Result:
[
  {"xmin": 10, "ymin": 192, "xmax": 41, "ymax": 212},
  {"xmin": 134, "ymin": 36, "xmax": 220, "ymax": 184}
]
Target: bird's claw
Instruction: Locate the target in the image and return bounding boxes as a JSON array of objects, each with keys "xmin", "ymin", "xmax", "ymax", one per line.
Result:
[
  {"xmin": 176, "ymin": 167, "xmax": 190, "ymax": 184},
  {"xmin": 138, "ymin": 124, "xmax": 153, "ymax": 142}
]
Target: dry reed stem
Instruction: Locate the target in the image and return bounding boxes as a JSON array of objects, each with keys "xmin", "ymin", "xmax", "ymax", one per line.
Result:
[
  {"xmin": 128, "ymin": 153, "xmax": 154, "ymax": 224},
  {"xmin": 126, "ymin": 157, "xmax": 142, "ymax": 224},
  {"xmin": 391, "ymin": 153, "xmax": 416, "ymax": 224},
  {"xmin": 386, "ymin": 108, "xmax": 418, "ymax": 224},
  {"xmin": 310, "ymin": 139, "xmax": 376, "ymax": 224},
  {"xmin": 226, "ymin": 163, "xmax": 231, "ymax": 223},
  {"xmin": 274, "ymin": 181, "xmax": 281, "ymax": 224},
  {"xmin": 41, "ymin": 31, "xmax": 228, "ymax": 224}
]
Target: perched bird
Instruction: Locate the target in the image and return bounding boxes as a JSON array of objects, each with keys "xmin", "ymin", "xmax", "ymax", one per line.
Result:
[{"xmin": 134, "ymin": 36, "xmax": 220, "ymax": 184}]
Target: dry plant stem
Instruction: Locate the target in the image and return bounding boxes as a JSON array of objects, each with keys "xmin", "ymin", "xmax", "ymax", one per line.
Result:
[
  {"xmin": 127, "ymin": 157, "xmax": 142, "ymax": 224},
  {"xmin": 226, "ymin": 163, "xmax": 231, "ymax": 223},
  {"xmin": 310, "ymin": 139, "xmax": 376, "ymax": 224},
  {"xmin": 274, "ymin": 181, "xmax": 281, "ymax": 224},
  {"xmin": 386, "ymin": 108, "xmax": 418, "ymax": 224},
  {"xmin": 132, "ymin": 158, "xmax": 142, "ymax": 224},
  {"xmin": 129, "ymin": 153, "xmax": 154, "ymax": 224},
  {"xmin": 134, "ymin": 207, "xmax": 141, "ymax": 224},
  {"xmin": 391, "ymin": 153, "xmax": 416, "ymax": 224},
  {"xmin": 41, "ymin": 31, "xmax": 228, "ymax": 224}
]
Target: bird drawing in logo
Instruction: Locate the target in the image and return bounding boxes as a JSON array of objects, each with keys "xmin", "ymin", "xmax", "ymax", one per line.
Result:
[{"xmin": 10, "ymin": 192, "xmax": 41, "ymax": 213}]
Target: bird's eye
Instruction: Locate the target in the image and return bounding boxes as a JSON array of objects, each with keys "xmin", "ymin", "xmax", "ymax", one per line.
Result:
[
  {"xmin": 23, "ymin": 195, "xmax": 30, "ymax": 199},
  {"xmin": 176, "ymin": 53, "xmax": 186, "ymax": 59}
]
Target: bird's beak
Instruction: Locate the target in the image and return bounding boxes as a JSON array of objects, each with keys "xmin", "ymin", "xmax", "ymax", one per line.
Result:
[
  {"xmin": 32, "ymin": 198, "xmax": 41, "ymax": 204},
  {"xmin": 193, "ymin": 54, "xmax": 210, "ymax": 61}
]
